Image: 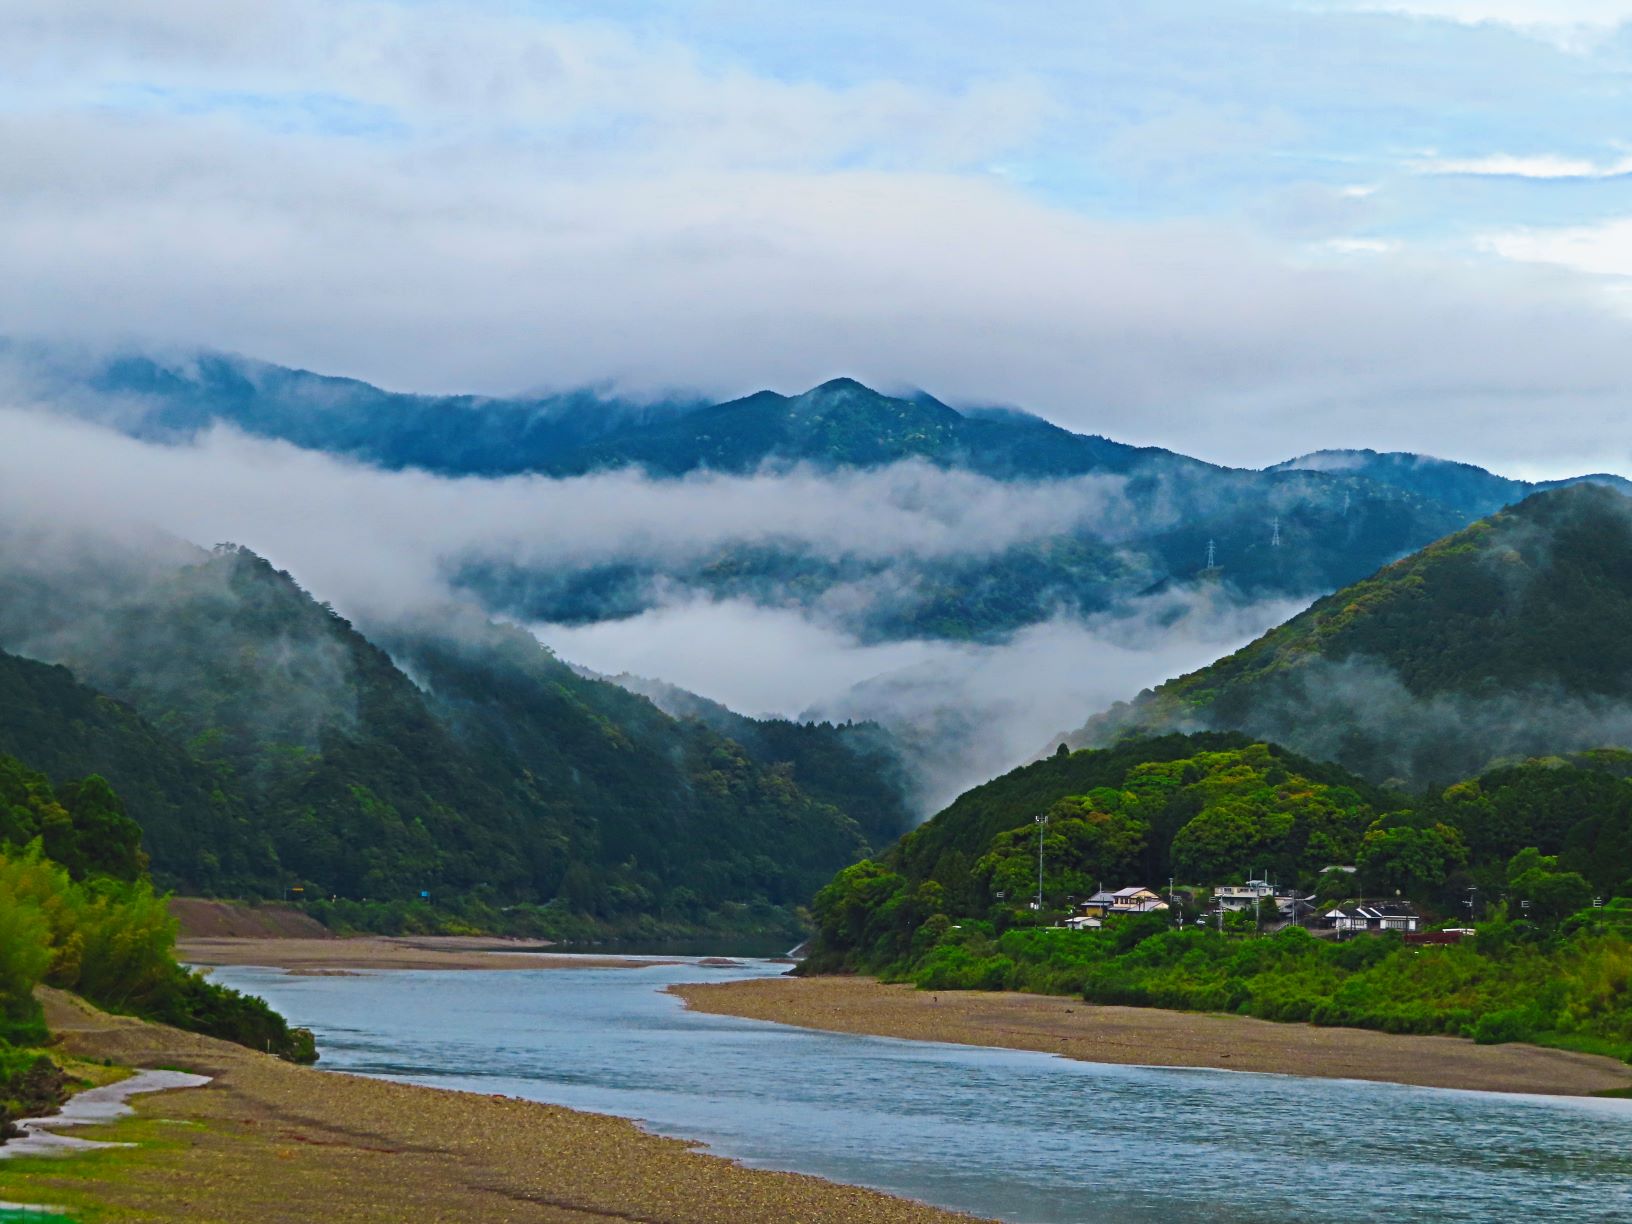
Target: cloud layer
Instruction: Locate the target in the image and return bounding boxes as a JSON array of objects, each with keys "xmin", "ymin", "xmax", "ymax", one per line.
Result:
[
  {"xmin": 2, "ymin": 1, "xmax": 1631, "ymax": 479},
  {"xmin": 0, "ymin": 404, "xmax": 1300, "ymax": 807}
]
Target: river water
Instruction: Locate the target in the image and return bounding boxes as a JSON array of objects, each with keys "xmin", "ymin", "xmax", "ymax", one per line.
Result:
[{"xmin": 209, "ymin": 958, "xmax": 1632, "ymax": 1223}]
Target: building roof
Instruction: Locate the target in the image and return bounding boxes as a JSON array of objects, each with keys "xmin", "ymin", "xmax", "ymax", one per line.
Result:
[{"xmin": 1325, "ymin": 901, "xmax": 1420, "ymax": 920}]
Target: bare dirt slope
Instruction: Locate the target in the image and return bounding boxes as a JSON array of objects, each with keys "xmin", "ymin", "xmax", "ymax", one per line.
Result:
[{"xmin": 168, "ymin": 898, "xmax": 335, "ymax": 940}]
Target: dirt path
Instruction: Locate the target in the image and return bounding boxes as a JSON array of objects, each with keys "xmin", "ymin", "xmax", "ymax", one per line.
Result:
[
  {"xmin": 673, "ymin": 974, "xmax": 1632, "ymax": 1097},
  {"xmin": 0, "ymin": 989, "xmax": 980, "ymax": 1223}
]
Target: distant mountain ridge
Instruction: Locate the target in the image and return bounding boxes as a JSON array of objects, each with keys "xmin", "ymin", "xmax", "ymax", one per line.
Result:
[
  {"xmin": 8, "ymin": 341, "xmax": 1628, "ymax": 646},
  {"xmin": 1272, "ymin": 448, "xmax": 1632, "ymax": 522}
]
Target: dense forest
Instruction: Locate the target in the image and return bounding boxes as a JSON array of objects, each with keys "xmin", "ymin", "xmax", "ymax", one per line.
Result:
[
  {"xmin": 804, "ymin": 733, "xmax": 1632, "ymax": 1059},
  {"xmin": 0, "ymin": 540, "xmax": 912, "ymax": 938},
  {"xmin": 1076, "ymin": 483, "xmax": 1632, "ymax": 786},
  {"xmin": 0, "ymin": 755, "xmax": 312, "ymax": 1140}
]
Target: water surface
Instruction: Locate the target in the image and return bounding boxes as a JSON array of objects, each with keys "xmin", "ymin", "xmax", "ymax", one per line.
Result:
[{"xmin": 210, "ymin": 959, "xmax": 1632, "ymax": 1223}]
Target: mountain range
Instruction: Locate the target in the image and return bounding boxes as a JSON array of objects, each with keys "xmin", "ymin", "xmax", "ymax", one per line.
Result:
[
  {"xmin": 8, "ymin": 343, "xmax": 1626, "ymax": 645},
  {"xmin": 8, "ymin": 341, "xmax": 1632, "ymax": 939}
]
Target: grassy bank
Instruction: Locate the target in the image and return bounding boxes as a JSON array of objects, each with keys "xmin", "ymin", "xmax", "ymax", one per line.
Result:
[{"xmin": 816, "ymin": 891, "xmax": 1632, "ymax": 1062}]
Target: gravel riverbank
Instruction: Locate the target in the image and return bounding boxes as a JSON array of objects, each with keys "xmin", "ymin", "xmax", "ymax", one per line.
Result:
[
  {"xmin": 0, "ymin": 988, "xmax": 981, "ymax": 1223},
  {"xmin": 673, "ymin": 974, "xmax": 1632, "ymax": 1097}
]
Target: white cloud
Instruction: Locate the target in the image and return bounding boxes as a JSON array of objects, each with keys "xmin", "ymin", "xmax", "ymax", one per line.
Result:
[
  {"xmin": 0, "ymin": 408, "xmax": 1155, "ymax": 621},
  {"xmin": 1416, "ymin": 152, "xmax": 1632, "ymax": 178},
  {"xmin": 3, "ymin": 1, "xmax": 1632, "ymax": 478},
  {"xmin": 1479, "ymin": 218, "xmax": 1632, "ymax": 279},
  {"xmin": 543, "ymin": 594, "xmax": 1301, "ymax": 811},
  {"xmin": 0, "ymin": 401, "xmax": 1302, "ymax": 807},
  {"xmin": 1343, "ymin": 2, "xmax": 1632, "ymax": 30}
]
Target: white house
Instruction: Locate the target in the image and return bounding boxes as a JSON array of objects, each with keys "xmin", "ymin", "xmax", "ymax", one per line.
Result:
[{"xmin": 1323, "ymin": 902, "xmax": 1420, "ymax": 934}]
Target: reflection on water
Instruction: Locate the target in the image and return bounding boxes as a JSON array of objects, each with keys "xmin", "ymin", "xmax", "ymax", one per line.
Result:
[{"xmin": 210, "ymin": 960, "xmax": 1632, "ymax": 1224}]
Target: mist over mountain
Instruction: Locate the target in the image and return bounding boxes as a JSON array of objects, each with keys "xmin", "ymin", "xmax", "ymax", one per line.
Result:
[
  {"xmin": 10, "ymin": 341, "xmax": 1613, "ymax": 650},
  {"xmin": 0, "ymin": 517, "xmax": 918, "ymax": 932},
  {"xmin": 0, "ymin": 340, "xmax": 705, "ymax": 477},
  {"xmin": 1071, "ymin": 484, "xmax": 1632, "ymax": 788},
  {"xmin": 7, "ymin": 341, "xmax": 1629, "ymax": 811}
]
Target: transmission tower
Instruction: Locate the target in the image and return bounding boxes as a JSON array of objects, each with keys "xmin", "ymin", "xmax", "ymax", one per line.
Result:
[
  {"xmin": 1271, "ymin": 516, "xmax": 1281, "ymax": 548},
  {"xmin": 1205, "ymin": 538, "xmax": 1216, "ymax": 569}
]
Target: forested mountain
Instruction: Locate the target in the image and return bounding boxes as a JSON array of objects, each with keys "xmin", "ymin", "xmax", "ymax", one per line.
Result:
[
  {"xmin": 0, "ymin": 647, "xmax": 270, "ymax": 891},
  {"xmin": 0, "ymin": 538, "xmax": 912, "ymax": 933},
  {"xmin": 1, "ymin": 341, "xmax": 703, "ymax": 477},
  {"xmin": 606, "ymin": 672, "xmax": 915, "ymax": 847},
  {"xmin": 1071, "ymin": 483, "xmax": 1632, "ymax": 786},
  {"xmin": 544, "ymin": 378, "xmax": 1197, "ymax": 479},
  {"xmin": 1271, "ymin": 449, "xmax": 1632, "ymax": 523},
  {"xmin": 13, "ymin": 342, "xmax": 1624, "ymax": 644},
  {"xmin": 801, "ymin": 732, "xmax": 1632, "ymax": 1059}
]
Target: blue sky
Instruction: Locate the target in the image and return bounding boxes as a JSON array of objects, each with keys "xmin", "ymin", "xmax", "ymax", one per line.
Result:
[{"xmin": 2, "ymin": 0, "xmax": 1631, "ymax": 474}]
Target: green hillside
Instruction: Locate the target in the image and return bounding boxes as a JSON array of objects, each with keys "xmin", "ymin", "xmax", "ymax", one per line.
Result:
[
  {"xmin": 1075, "ymin": 483, "xmax": 1632, "ymax": 785},
  {"xmin": 802, "ymin": 733, "xmax": 1632, "ymax": 1060},
  {"xmin": 0, "ymin": 543, "xmax": 904, "ymax": 936},
  {"xmin": 0, "ymin": 648, "xmax": 272, "ymax": 892},
  {"xmin": 606, "ymin": 673, "xmax": 915, "ymax": 846}
]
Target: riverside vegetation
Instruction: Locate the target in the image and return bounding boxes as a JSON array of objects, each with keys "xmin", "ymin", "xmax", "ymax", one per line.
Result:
[
  {"xmin": 0, "ymin": 753, "xmax": 313, "ymax": 1141},
  {"xmin": 805, "ymin": 734, "xmax": 1632, "ymax": 1062}
]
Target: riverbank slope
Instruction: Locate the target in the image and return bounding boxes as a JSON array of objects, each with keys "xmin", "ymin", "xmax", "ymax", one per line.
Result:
[
  {"xmin": 673, "ymin": 975, "xmax": 1632, "ymax": 1097},
  {"xmin": 0, "ymin": 989, "xmax": 980, "ymax": 1222}
]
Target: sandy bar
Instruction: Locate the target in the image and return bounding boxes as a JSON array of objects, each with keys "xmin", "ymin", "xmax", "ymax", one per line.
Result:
[
  {"xmin": 4, "ymin": 988, "xmax": 982, "ymax": 1223},
  {"xmin": 178, "ymin": 935, "xmax": 653, "ymax": 972},
  {"xmin": 673, "ymin": 974, "xmax": 1632, "ymax": 1098}
]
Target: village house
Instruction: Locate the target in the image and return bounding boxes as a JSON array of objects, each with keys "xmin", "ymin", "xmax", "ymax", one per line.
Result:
[
  {"xmin": 1078, "ymin": 886, "xmax": 1170, "ymax": 919},
  {"xmin": 1209, "ymin": 880, "xmax": 1314, "ymax": 927},
  {"xmin": 1321, "ymin": 901, "xmax": 1420, "ymax": 935},
  {"xmin": 1213, "ymin": 880, "xmax": 1300, "ymax": 913}
]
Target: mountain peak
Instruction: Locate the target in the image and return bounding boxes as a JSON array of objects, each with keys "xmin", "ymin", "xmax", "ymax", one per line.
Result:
[{"xmin": 803, "ymin": 376, "xmax": 885, "ymax": 398}]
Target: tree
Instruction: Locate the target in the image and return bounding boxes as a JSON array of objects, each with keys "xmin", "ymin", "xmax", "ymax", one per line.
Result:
[
  {"xmin": 1356, "ymin": 822, "xmax": 1467, "ymax": 897},
  {"xmin": 1506, "ymin": 848, "xmax": 1593, "ymax": 924}
]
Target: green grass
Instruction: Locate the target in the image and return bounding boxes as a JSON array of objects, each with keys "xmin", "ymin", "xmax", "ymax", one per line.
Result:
[{"xmin": 0, "ymin": 1113, "xmax": 200, "ymax": 1223}]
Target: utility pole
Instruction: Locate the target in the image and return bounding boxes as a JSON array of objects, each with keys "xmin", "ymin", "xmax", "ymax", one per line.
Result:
[
  {"xmin": 1465, "ymin": 886, "xmax": 1478, "ymax": 925},
  {"xmin": 1035, "ymin": 812, "xmax": 1048, "ymax": 915}
]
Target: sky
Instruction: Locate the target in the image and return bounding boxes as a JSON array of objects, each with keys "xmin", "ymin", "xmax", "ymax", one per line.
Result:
[{"xmin": 2, "ymin": 0, "xmax": 1631, "ymax": 477}]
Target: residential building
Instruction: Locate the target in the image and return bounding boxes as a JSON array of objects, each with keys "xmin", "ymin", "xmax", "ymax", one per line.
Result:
[
  {"xmin": 1322, "ymin": 901, "xmax": 1420, "ymax": 935},
  {"xmin": 1077, "ymin": 886, "xmax": 1170, "ymax": 919}
]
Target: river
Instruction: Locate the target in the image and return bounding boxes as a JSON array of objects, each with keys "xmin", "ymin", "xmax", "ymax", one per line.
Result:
[{"xmin": 209, "ymin": 958, "xmax": 1632, "ymax": 1223}]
